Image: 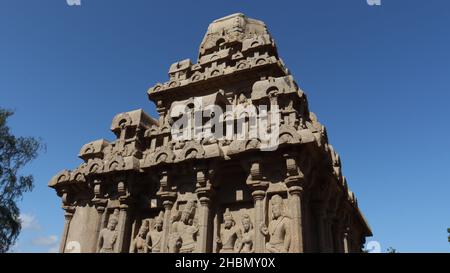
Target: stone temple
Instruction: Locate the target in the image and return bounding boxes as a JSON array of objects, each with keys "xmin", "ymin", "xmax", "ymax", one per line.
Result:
[{"xmin": 49, "ymin": 13, "xmax": 372, "ymax": 253}]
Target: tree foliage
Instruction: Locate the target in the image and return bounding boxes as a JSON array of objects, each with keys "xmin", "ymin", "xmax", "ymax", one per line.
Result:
[
  {"xmin": 0, "ymin": 109, "xmax": 43, "ymax": 252},
  {"xmin": 386, "ymin": 247, "xmax": 397, "ymax": 253}
]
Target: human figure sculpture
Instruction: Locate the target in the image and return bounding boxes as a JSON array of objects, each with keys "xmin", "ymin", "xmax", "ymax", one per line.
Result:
[
  {"xmin": 216, "ymin": 208, "xmax": 240, "ymax": 253},
  {"xmin": 237, "ymin": 214, "xmax": 254, "ymax": 253},
  {"xmin": 168, "ymin": 210, "xmax": 182, "ymax": 253},
  {"xmin": 129, "ymin": 220, "xmax": 150, "ymax": 253},
  {"xmin": 97, "ymin": 211, "xmax": 119, "ymax": 253},
  {"xmin": 260, "ymin": 195, "xmax": 291, "ymax": 253},
  {"xmin": 148, "ymin": 211, "xmax": 164, "ymax": 253},
  {"xmin": 169, "ymin": 200, "xmax": 198, "ymax": 253}
]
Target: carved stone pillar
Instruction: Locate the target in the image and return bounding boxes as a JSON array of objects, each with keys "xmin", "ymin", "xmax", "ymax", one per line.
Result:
[
  {"xmin": 157, "ymin": 170, "xmax": 176, "ymax": 253},
  {"xmin": 343, "ymin": 227, "xmax": 350, "ymax": 253},
  {"xmin": 115, "ymin": 202, "xmax": 130, "ymax": 253},
  {"xmin": 195, "ymin": 167, "xmax": 215, "ymax": 253},
  {"xmin": 284, "ymin": 155, "xmax": 305, "ymax": 253},
  {"xmin": 246, "ymin": 161, "xmax": 268, "ymax": 253},
  {"xmin": 326, "ymin": 210, "xmax": 335, "ymax": 252},
  {"xmin": 196, "ymin": 194, "xmax": 212, "ymax": 252},
  {"xmin": 92, "ymin": 179, "xmax": 107, "ymax": 252},
  {"xmin": 160, "ymin": 199, "xmax": 174, "ymax": 253},
  {"xmin": 59, "ymin": 205, "xmax": 75, "ymax": 253},
  {"xmin": 92, "ymin": 204, "xmax": 106, "ymax": 252},
  {"xmin": 252, "ymin": 189, "xmax": 267, "ymax": 253},
  {"xmin": 334, "ymin": 220, "xmax": 345, "ymax": 253},
  {"xmin": 314, "ymin": 203, "xmax": 329, "ymax": 253},
  {"xmin": 285, "ymin": 180, "xmax": 304, "ymax": 253}
]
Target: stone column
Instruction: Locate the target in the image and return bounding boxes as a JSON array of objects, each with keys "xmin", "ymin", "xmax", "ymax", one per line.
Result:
[
  {"xmin": 314, "ymin": 203, "xmax": 328, "ymax": 253},
  {"xmin": 285, "ymin": 178, "xmax": 304, "ymax": 253},
  {"xmin": 195, "ymin": 167, "xmax": 215, "ymax": 253},
  {"xmin": 92, "ymin": 204, "xmax": 105, "ymax": 253},
  {"xmin": 196, "ymin": 195, "xmax": 212, "ymax": 252},
  {"xmin": 284, "ymin": 155, "xmax": 306, "ymax": 253},
  {"xmin": 59, "ymin": 206, "xmax": 74, "ymax": 253},
  {"xmin": 334, "ymin": 220, "xmax": 345, "ymax": 253},
  {"xmin": 343, "ymin": 227, "xmax": 350, "ymax": 253},
  {"xmin": 246, "ymin": 160, "xmax": 269, "ymax": 253},
  {"xmin": 157, "ymin": 170, "xmax": 176, "ymax": 253},
  {"xmin": 160, "ymin": 199, "xmax": 174, "ymax": 253},
  {"xmin": 252, "ymin": 189, "xmax": 267, "ymax": 253},
  {"xmin": 326, "ymin": 210, "xmax": 335, "ymax": 252},
  {"xmin": 115, "ymin": 203, "xmax": 130, "ymax": 253}
]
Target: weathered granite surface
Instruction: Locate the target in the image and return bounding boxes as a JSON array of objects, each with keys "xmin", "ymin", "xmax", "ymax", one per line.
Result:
[{"xmin": 49, "ymin": 13, "xmax": 372, "ymax": 253}]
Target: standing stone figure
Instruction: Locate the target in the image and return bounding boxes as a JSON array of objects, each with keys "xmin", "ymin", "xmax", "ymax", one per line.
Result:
[
  {"xmin": 260, "ymin": 195, "xmax": 291, "ymax": 253},
  {"xmin": 168, "ymin": 210, "xmax": 182, "ymax": 253},
  {"xmin": 169, "ymin": 200, "xmax": 199, "ymax": 253},
  {"xmin": 130, "ymin": 220, "xmax": 150, "ymax": 253},
  {"xmin": 148, "ymin": 211, "xmax": 164, "ymax": 253},
  {"xmin": 237, "ymin": 214, "xmax": 254, "ymax": 253},
  {"xmin": 216, "ymin": 208, "xmax": 240, "ymax": 253},
  {"xmin": 97, "ymin": 210, "xmax": 119, "ymax": 253}
]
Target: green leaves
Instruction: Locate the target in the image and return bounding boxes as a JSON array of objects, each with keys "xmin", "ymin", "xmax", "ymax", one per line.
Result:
[{"xmin": 0, "ymin": 108, "xmax": 43, "ymax": 252}]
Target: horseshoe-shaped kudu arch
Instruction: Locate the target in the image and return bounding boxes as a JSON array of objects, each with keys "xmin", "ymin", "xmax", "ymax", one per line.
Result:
[{"xmin": 49, "ymin": 13, "xmax": 372, "ymax": 253}]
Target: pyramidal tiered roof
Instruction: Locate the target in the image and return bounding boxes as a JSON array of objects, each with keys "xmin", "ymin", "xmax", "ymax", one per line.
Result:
[{"xmin": 49, "ymin": 13, "xmax": 371, "ymax": 253}]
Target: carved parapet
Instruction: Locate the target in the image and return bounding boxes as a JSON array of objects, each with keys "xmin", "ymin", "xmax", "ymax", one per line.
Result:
[
  {"xmin": 298, "ymin": 128, "xmax": 316, "ymax": 144},
  {"xmin": 227, "ymin": 139, "xmax": 260, "ymax": 156},
  {"xmin": 70, "ymin": 164, "xmax": 87, "ymax": 184},
  {"xmin": 241, "ymin": 34, "xmax": 274, "ymax": 52},
  {"xmin": 111, "ymin": 109, "xmax": 158, "ymax": 138},
  {"xmin": 141, "ymin": 148, "xmax": 175, "ymax": 168},
  {"xmin": 278, "ymin": 125, "xmax": 301, "ymax": 146},
  {"xmin": 143, "ymin": 124, "xmax": 159, "ymax": 138},
  {"xmin": 85, "ymin": 158, "xmax": 105, "ymax": 175},
  {"xmin": 49, "ymin": 169, "xmax": 71, "ymax": 189},
  {"xmin": 148, "ymin": 56, "xmax": 286, "ymax": 97},
  {"xmin": 169, "ymin": 58, "xmax": 192, "ymax": 81},
  {"xmin": 104, "ymin": 155, "xmax": 140, "ymax": 174},
  {"xmin": 49, "ymin": 165, "xmax": 90, "ymax": 198},
  {"xmin": 175, "ymin": 141, "xmax": 206, "ymax": 162},
  {"xmin": 78, "ymin": 139, "xmax": 110, "ymax": 162},
  {"xmin": 199, "ymin": 48, "xmax": 231, "ymax": 66},
  {"xmin": 251, "ymin": 75, "xmax": 302, "ymax": 102},
  {"xmin": 198, "ymin": 13, "xmax": 269, "ymax": 56}
]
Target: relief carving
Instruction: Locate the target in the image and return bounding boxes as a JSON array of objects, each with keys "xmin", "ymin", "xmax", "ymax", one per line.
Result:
[
  {"xmin": 148, "ymin": 211, "xmax": 164, "ymax": 253},
  {"xmin": 260, "ymin": 195, "xmax": 291, "ymax": 253},
  {"xmin": 130, "ymin": 220, "xmax": 150, "ymax": 253},
  {"xmin": 216, "ymin": 209, "xmax": 240, "ymax": 253},
  {"xmin": 237, "ymin": 214, "xmax": 255, "ymax": 253},
  {"xmin": 97, "ymin": 210, "xmax": 119, "ymax": 253},
  {"xmin": 168, "ymin": 200, "xmax": 199, "ymax": 253}
]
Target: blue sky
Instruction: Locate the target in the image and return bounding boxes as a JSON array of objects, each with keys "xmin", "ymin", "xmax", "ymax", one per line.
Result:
[{"xmin": 1, "ymin": 0, "xmax": 449, "ymax": 253}]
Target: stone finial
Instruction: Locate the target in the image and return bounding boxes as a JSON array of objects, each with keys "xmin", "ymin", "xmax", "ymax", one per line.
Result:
[{"xmin": 198, "ymin": 13, "xmax": 269, "ymax": 58}]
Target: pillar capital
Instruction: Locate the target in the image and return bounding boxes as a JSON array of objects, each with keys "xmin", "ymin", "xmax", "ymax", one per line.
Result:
[
  {"xmin": 162, "ymin": 200, "xmax": 174, "ymax": 210},
  {"xmin": 157, "ymin": 190, "xmax": 177, "ymax": 203}
]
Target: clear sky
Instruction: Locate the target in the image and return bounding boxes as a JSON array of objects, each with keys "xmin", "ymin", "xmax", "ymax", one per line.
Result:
[{"xmin": 1, "ymin": 0, "xmax": 449, "ymax": 253}]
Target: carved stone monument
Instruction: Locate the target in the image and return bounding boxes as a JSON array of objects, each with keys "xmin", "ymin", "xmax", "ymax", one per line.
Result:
[{"xmin": 49, "ymin": 13, "xmax": 372, "ymax": 253}]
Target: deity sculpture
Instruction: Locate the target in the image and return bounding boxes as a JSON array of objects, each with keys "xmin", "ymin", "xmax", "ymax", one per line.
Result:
[
  {"xmin": 237, "ymin": 213, "xmax": 254, "ymax": 253},
  {"xmin": 260, "ymin": 195, "xmax": 291, "ymax": 253},
  {"xmin": 169, "ymin": 200, "xmax": 199, "ymax": 253},
  {"xmin": 129, "ymin": 220, "xmax": 150, "ymax": 253},
  {"xmin": 216, "ymin": 208, "xmax": 240, "ymax": 253},
  {"xmin": 148, "ymin": 211, "xmax": 164, "ymax": 253},
  {"xmin": 97, "ymin": 210, "xmax": 119, "ymax": 253},
  {"xmin": 167, "ymin": 210, "xmax": 182, "ymax": 253}
]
